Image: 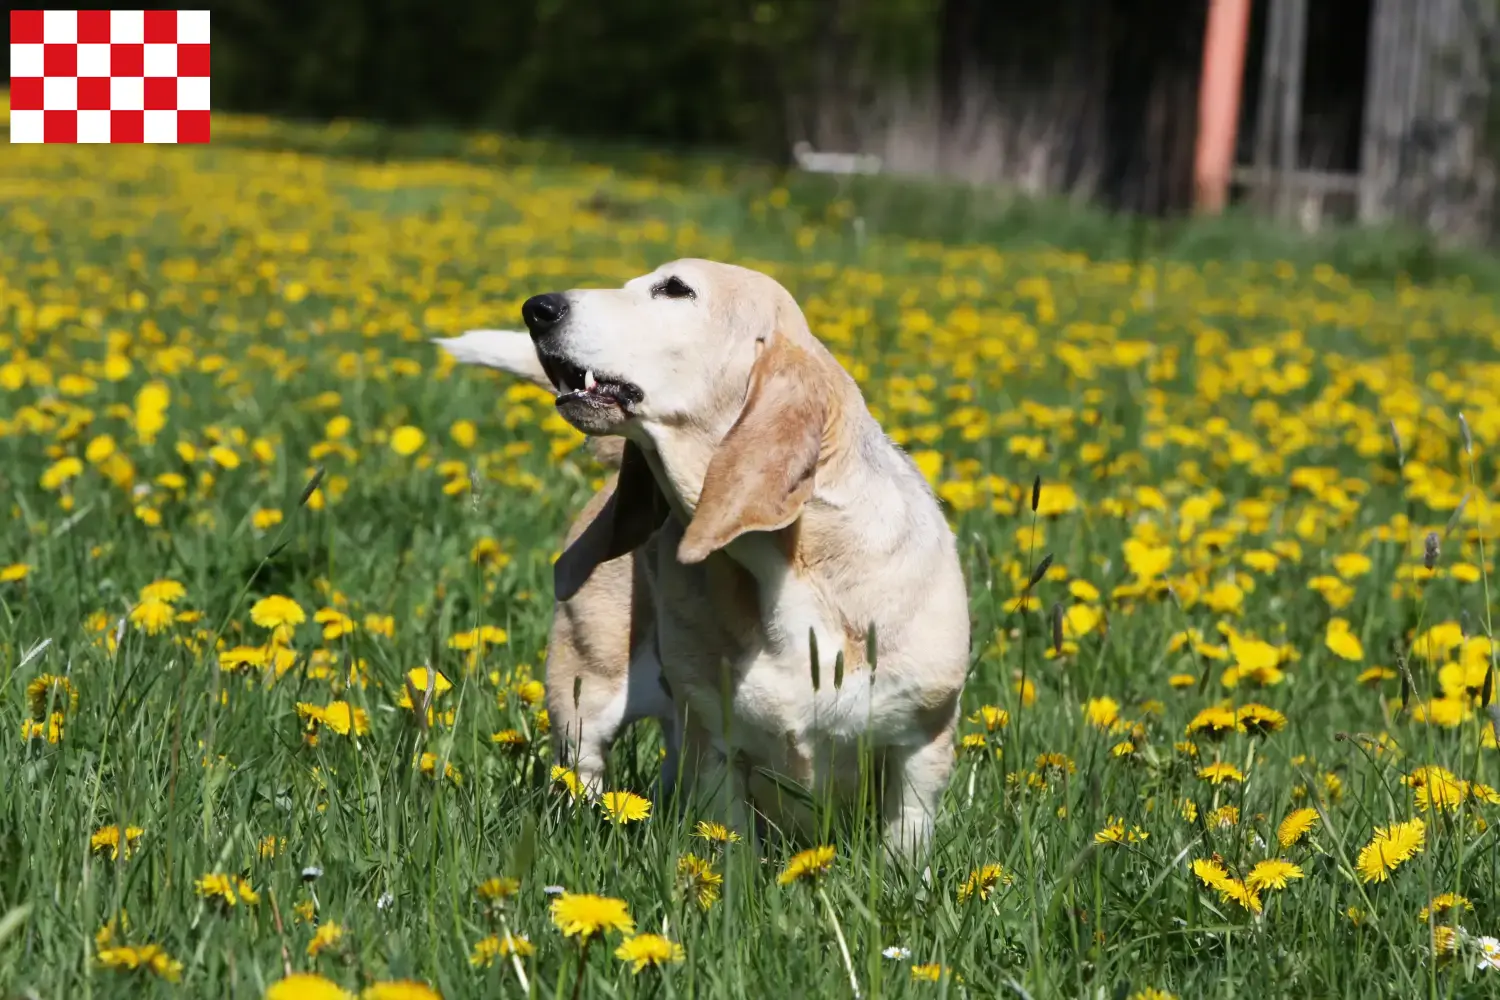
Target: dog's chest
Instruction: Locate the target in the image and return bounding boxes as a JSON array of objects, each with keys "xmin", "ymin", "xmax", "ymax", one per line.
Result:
[{"xmin": 652, "ymin": 527, "xmax": 909, "ymax": 768}]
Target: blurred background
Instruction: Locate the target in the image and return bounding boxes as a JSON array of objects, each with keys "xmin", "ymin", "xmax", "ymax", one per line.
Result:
[{"xmin": 196, "ymin": 0, "xmax": 1500, "ymax": 247}]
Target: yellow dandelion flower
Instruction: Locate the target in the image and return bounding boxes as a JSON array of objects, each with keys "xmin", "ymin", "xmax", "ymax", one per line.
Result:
[
  {"xmin": 1356, "ymin": 818, "xmax": 1426, "ymax": 883},
  {"xmin": 129, "ymin": 597, "xmax": 176, "ymax": 635},
  {"xmin": 600, "ymin": 790, "xmax": 651, "ymax": 824},
  {"xmin": 360, "ymin": 981, "xmax": 441, "ymax": 1000},
  {"xmin": 97, "ymin": 943, "xmax": 183, "ymax": 982},
  {"xmin": 549, "ymin": 892, "xmax": 634, "ymax": 940},
  {"xmin": 1276, "ymin": 808, "xmax": 1319, "ymax": 847},
  {"xmin": 614, "ymin": 933, "xmax": 685, "ymax": 973},
  {"xmin": 1235, "ymin": 703, "xmax": 1286, "ymax": 736},
  {"xmin": 957, "ymin": 863, "xmax": 1013, "ymax": 902},
  {"xmin": 968, "ymin": 704, "xmax": 1010, "ymax": 731},
  {"xmin": 1245, "ymin": 859, "xmax": 1303, "ymax": 891},
  {"xmin": 265, "ymin": 972, "xmax": 352, "ymax": 1000},
  {"xmin": 693, "ymin": 820, "xmax": 741, "ymax": 846},
  {"xmin": 676, "ymin": 853, "xmax": 723, "ymax": 910},
  {"xmin": 390, "ymin": 426, "xmax": 426, "ymax": 456},
  {"xmin": 778, "ymin": 845, "xmax": 836, "ymax": 885},
  {"xmin": 1418, "ymin": 893, "xmax": 1472, "ymax": 923},
  {"xmin": 551, "ymin": 766, "xmax": 585, "ymax": 800},
  {"xmin": 0, "ymin": 563, "xmax": 31, "ymax": 583},
  {"xmin": 1196, "ymin": 761, "xmax": 1246, "ymax": 785},
  {"xmin": 307, "ymin": 920, "xmax": 345, "ymax": 957},
  {"xmin": 477, "ymin": 876, "xmax": 520, "ymax": 901},
  {"xmin": 1185, "ymin": 705, "xmax": 1241, "ymax": 739},
  {"xmin": 90, "ymin": 824, "xmax": 144, "ymax": 860},
  {"xmin": 1083, "ymin": 696, "xmax": 1120, "ymax": 729},
  {"xmin": 250, "ymin": 594, "xmax": 306, "ymax": 632},
  {"xmin": 470, "ymin": 932, "xmax": 533, "ymax": 966},
  {"xmin": 26, "ymin": 673, "xmax": 78, "ymax": 718},
  {"xmin": 911, "ymin": 962, "xmax": 955, "ymax": 982}
]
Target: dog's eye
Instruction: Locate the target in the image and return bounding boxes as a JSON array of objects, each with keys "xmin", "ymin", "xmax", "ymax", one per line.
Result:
[{"xmin": 651, "ymin": 276, "xmax": 696, "ymax": 300}]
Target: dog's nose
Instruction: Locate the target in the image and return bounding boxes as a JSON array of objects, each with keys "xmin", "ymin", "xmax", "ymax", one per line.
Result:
[{"xmin": 521, "ymin": 293, "xmax": 568, "ymax": 337}]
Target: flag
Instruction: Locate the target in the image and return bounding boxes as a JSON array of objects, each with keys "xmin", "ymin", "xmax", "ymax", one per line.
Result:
[{"xmin": 9, "ymin": 10, "xmax": 210, "ymax": 143}]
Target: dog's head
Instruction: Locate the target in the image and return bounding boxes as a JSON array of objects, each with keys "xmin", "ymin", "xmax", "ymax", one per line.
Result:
[{"xmin": 535, "ymin": 259, "xmax": 843, "ymax": 599}]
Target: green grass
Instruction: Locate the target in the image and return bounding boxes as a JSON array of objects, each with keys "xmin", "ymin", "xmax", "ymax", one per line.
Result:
[{"xmin": 2, "ymin": 113, "xmax": 1500, "ymax": 999}]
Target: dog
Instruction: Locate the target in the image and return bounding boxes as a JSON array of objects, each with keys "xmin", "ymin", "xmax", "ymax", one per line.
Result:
[{"xmin": 439, "ymin": 259, "xmax": 970, "ymax": 858}]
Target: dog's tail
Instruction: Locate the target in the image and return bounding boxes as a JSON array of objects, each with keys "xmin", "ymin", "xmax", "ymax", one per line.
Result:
[{"xmin": 434, "ymin": 330, "xmax": 625, "ymax": 471}]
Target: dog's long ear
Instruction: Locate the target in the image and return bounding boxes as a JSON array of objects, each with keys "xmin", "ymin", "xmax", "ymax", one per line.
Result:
[
  {"xmin": 555, "ymin": 441, "xmax": 668, "ymax": 601},
  {"xmin": 677, "ymin": 334, "xmax": 827, "ymax": 564}
]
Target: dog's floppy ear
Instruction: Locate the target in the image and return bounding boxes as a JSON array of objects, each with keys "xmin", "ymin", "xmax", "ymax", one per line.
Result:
[
  {"xmin": 677, "ymin": 334, "xmax": 827, "ymax": 564},
  {"xmin": 555, "ymin": 441, "xmax": 668, "ymax": 601}
]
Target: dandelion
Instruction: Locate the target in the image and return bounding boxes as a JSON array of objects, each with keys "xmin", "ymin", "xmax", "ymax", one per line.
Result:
[
  {"xmin": 1325, "ymin": 618, "xmax": 1364, "ymax": 661},
  {"xmin": 969, "ymin": 704, "xmax": 1010, "ymax": 731},
  {"xmin": 614, "ymin": 933, "xmax": 685, "ymax": 973},
  {"xmin": 911, "ymin": 963, "xmax": 955, "ymax": 982},
  {"xmin": 307, "ymin": 920, "xmax": 344, "ymax": 957},
  {"xmin": 361, "ymin": 982, "xmax": 441, "ymax": 1000},
  {"xmin": 1356, "ymin": 818, "xmax": 1426, "ymax": 883},
  {"xmin": 477, "ymin": 876, "xmax": 520, "ymax": 902},
  {"xmin": 957, "ymin": 863, "xmax": 1013, "ymax": 902},
  {"xmin": 549, "ymin": 892, "xmax": 634, "ymax": 940},
  {"xmin": 470, "ymin": 932, "xmax": 534, "ymax": 966},
  {"xmin": 1277, "ymin": 808, "xmax": 1319, "ymax": 847},
  {"xmin": 778, "ymin": 845, "xmax": 836, "ymax": 885},
  {"xmin": 390, "ymin": 425, "xmax": 426, "ymax": 456},
  {"xmin": 129, "ymin": 597, "xmax": 176, "ymax": 635},
  {"xmin": 90, "ymin": 826, "xmax": 145, "ymax": 862},
  {"xmin": 599, "ymin": 790, "xmax": 651, "ymax": 824},
  {"xmin": 26, "ymin": 674, "xmax": 78, "ymax": 718},
  {"xmin": 693, "ymin": 820, "xmax": 741, "ymax": 846},
  {"xmin": 1245, "ymin": 859, "xmax": 1303, "ymax": 891},
  {"xmin": 97, "ymin": 943, "xmax": 183, "ymax": 983},
  {"xmin": 1083, "ymin": 696, "xmax": 1120, "ymax": 729},
  {"xmin": 677, "ymin": 853, "xmax": 723, "ymax": 909},
  {"xmin": 416, "ymin": 751, "xmax": 461, "ymax": 784},
  {"xmin": 1186, "ymin": 705, "xmax": 1241, "ymax": 740},
  {"xmin": 264, "ymin": 973, "xmax": 352, "ymax": 1000},
  {"xmin": 551, "ymin": 765, "xmax": 585, "ymax": 800},
  {"xmin": 1197, "ymin": 761, "xmax": 1246, "ymax": 784},
  {"xmin": 1418, "ymin": 893, "xmax": 1472, "ymax": 922},
  {"xmin": 195, "ymin": 872, "xmax": 260, "ymax": 907},
  {"xmin": 0, "ymin": 563, "xmax": 30, "ymax": 583},
  {"xmin": 250, "ymin": 594, "xmax": 306, "ymax": 638},
  {"xmin": 1235, "ymin": 703, "xmax": 1286, "ymax": 736}
]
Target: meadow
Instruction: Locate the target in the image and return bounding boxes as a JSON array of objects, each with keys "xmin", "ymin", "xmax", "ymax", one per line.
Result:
[{"xmin": 3, "ymin": 104, "xmax": 1500, "ymax": 999}]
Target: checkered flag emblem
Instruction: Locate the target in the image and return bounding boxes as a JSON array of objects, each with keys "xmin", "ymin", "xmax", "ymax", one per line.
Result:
[{"xmin": 9, "ymin": 9, "xmax": 210, "ymax": 143}]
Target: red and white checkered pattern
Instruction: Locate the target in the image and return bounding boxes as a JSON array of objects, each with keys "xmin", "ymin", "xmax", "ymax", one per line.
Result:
[{"xmin": 9, "ymin": 10, "xmax": 210, "ymax": 144}]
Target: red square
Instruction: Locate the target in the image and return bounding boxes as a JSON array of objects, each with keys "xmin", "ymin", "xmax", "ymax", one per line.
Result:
[
  {"xmin": 112, "ymin": 43, "xmax": 144, "ymax": 76},
  {"xmin": 177, "ymin": 110, "xmax": 210, "ymax": 144},
  {"xmin": 10, "ymin": 77, "xmax": 44, "ymax": 111},
  {"xmin": 78, "ymin": 77, "xmax": 112, "ymax": 111},
  {"xmin": 111, "ymin": 111, "xmax": 145, "ymax": 143},
  {"xmin": 144, "ymin": 77, "xmax": 176, "ymax": 110},
  {"xmin": 43, "ymin": 43, "xmax": 78, "ymax": 77},
  {"xmin": 10, "ymin": 10, "xmax": 44, "ymax": 44},
  {"xmin": 143, "ymin": 9, "xmax": 176, "ymax": 43},
  {"xmin": 177, "ymin": 43, "xmax": 210, "ymax": 77},
  {"xmin": 44, "ymin": 111, "xmax": 77, "ymax": 143},
  {"xmin": 78, "ymin": 10, "xmax": 112, "ymax": 43}
]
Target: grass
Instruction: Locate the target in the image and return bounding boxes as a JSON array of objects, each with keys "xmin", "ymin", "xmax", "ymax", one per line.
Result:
[{"xmin": 2, "ymin": 108, "xmax": 1500, "ymax": 998}]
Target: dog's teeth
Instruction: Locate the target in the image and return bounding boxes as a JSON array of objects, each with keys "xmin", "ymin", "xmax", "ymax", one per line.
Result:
[{"xmin": 583, "ymin": 369, "xmax": 597, "ymax": 390}]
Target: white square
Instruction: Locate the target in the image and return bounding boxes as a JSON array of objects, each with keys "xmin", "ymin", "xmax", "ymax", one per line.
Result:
[
  {"xmin": 75, "ymin": 43, "xmax": 111, "ymax": 78},
  {"xmin": 10, "ymin": 43, "xmax": 44, "ymax": 78},
  {"xmin": 143, "ymin": 108, "xmax": 177, "ymax": 143},
  {"xmin": 77, "ymin": 110, "xmax": 112, "ymax": 143},
  {"xmin": 43, "ymin": 76, "xmax": 78, "ymax": 112},
  {"xmin": 111, "ymin": 77, "xmax": 145, "ymax": 112},
  {"xmin": 143, "ymin": 42, "xmax": 176, "ymax": 77},
  {"xmin": 177, "ymin": 77, "xmax": 210, "ymax": 112},
  {"xmin": 110, "ymin": 10, "xmax": 145, "ymax": 45},
  {"xmin": 42, "ymin": 9, "xmax": 77, "ymax": 43},
  {"xmin": 177, "ymin": 10, "xmax": 211, "ymax": 44},
  {"xmin": 9, "ymin": 109, "xmax": 45, "ymax": 144}
]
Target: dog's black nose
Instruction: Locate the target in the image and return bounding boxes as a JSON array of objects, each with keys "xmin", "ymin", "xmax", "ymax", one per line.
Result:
[{"xmin": 521, "ymin": 293, "xmax": 568, "ymax": 337}]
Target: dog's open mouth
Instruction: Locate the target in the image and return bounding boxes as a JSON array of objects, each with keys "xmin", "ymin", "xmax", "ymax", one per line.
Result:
[{"xmin": 539, "ymin": 353, "xmax": 644, "ymax": 413}]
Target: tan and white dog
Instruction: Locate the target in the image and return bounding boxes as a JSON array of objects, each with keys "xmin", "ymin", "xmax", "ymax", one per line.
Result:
[{"xmin": 438, "ymin": 259, "xmax": 970, "ymax": 858}]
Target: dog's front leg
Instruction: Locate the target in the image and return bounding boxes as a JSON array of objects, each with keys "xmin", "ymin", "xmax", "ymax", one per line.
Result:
[{"xmin": 881, "ymin": 730, "xmax": 954, "ymax": 864}]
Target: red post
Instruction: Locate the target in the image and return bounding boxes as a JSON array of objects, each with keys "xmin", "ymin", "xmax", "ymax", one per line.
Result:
[{"xmin": 1194, "ymin": 0, "xmax": 1252, "ymax": 213}]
